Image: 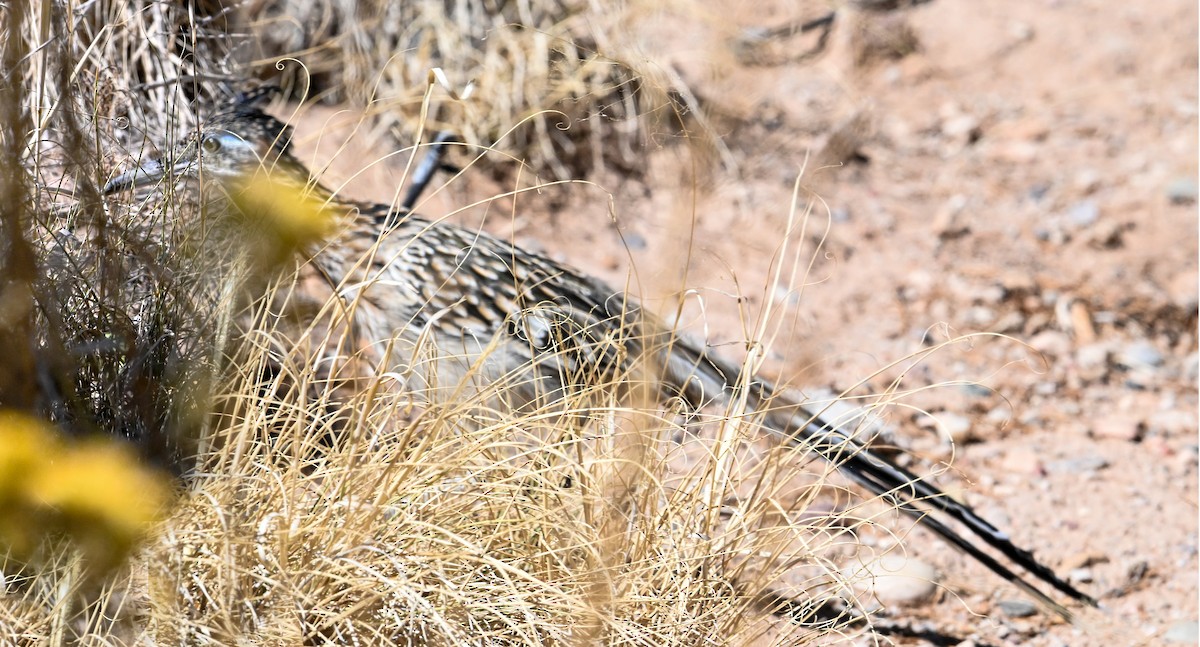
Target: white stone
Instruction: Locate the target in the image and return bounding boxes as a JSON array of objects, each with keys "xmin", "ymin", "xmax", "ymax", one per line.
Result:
[{"xmin": 843, "ymin": 554, "xmax": 940, "ymax": 607}]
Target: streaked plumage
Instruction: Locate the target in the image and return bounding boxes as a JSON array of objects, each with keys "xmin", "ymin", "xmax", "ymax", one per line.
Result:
[{"xmin": 104, "ymin": 92, "xmax": 1096, "ymax": 620}]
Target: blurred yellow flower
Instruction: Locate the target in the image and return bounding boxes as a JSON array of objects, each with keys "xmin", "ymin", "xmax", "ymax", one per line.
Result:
[
  {"xmin": 232, "ymin": 174, "xmax": 338, "ymax": 251},
  {"xmin": 0, "ymin": 411, "xmax": 60, "ymax": 492},
  {"xmin": 0, "ymin": 410, "xmax": 171, "ymax": 571},
  {"xmin": 29, "ymin": 439, "xmax": 171, "ymax": 563}
]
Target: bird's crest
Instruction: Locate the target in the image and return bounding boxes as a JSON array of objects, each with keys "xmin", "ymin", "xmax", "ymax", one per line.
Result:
[{"xmin": 205, "ymin": 86, "xmax": 295, "ymax": 157}]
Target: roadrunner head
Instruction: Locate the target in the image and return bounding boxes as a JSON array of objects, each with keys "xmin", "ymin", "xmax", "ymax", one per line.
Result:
[
  {"xmin": 104, "ymin": 91, "xmax": 309, "ymax": 196},
  {"xmin": 105, "ymin": 90, "xmax": 344, "ymax": 250}
]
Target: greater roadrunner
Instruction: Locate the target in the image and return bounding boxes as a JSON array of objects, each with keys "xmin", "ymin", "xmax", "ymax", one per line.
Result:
[{"xmin": 104, "ymin": 93, "xmax": 1096, "ymax": 620}]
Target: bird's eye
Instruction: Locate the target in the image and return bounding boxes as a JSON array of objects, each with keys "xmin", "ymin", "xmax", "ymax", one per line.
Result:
[{"xmin": 201, "ymin": 136, "xmax": 222, "ymax": 153}]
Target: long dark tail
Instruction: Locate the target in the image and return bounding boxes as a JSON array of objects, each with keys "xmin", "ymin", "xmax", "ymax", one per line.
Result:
[
  {"xmin": 659, "ymin": 337, "xmax": 1098, "ymax": 621},
  {"xmin": 758, "ymin": 382, "xmax": 1097, "ymax": 620}
]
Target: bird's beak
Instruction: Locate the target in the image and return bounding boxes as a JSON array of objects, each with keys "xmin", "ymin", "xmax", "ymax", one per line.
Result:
[{"xmin": 103, "ymin": 157, "xmax": 192, "ymax": 194}]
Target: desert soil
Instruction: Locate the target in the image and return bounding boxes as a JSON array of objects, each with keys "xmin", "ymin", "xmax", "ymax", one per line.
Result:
[{"xmin": 296, "ymin": 1, "xmax": 1198, "ymax": 644}]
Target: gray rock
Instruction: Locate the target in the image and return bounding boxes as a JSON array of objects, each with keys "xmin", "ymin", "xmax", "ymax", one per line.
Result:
[
  {"xmin": 1116, "ymin": 340, "xmax": 1165, "ymax": 370},
  {"xmin": 1149, "ymin": 410, "xmax": 1199, "ymax": 436},
  {"xmin": 997, "ymin": 599, "xmax": 1039, "ymax": 618},
  {"xmin": 1074, "ymin": 168, "xmax": 1101, "ymax": 194},
  {"xmin": 964, "ymin": 305, "xmax": 996, "ymax": 327},
  {"xmin": 1075, "ymin": 343, "xmax": 1112, "ymax": 380},
  {"xmin": 1029, "ymin": 330, "xmax": 1071, "ymax": 358},
  {"xmin": 1069, "ymin": 567, "xmax": 1094, "ymax": 584},
  {"xmin": 959, "ymin": 383, "xmax": 994, "ymax": 399},
  {"xmin": 1091, "ymin": 416, "xmax": 1145, "ymax": 441},
  {"xmin": 1032, "ymin": 380, "xmax": 1059, "ymax": 396},
  {"xmin": 623, "ymin": 232, "xmax": 647, "ymax": 250},
  {"xmin": 1167, "ymin": 177, "xmax": 1199, "ymax": 205},
  {"xmin": 1067, "ymin": 199, "xmax": 1100, "ymax": 227},
  {"xmin": 1165, "ymin": 620, "xmax": 1199, "ymax": 643},
  {"xmin": 1185, "ymin": 352, "xmax": 1199, "ymax": 383},
  {"xmin": 935, "ymin": 412, "xmax": 975, "ymax": 444},
  {"xmin": 1046, "ymin": 455, "xmax": 1110, "ymax": 474},
  {"xmin": 843, "ymin": 554, "xmax": 940, "ymax": 607}
]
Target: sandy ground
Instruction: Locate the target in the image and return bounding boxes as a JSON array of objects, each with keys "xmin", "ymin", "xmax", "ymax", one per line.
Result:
[{"xmin": 296, "ymin": 1, "xmax": 1197, "ymax": 644}]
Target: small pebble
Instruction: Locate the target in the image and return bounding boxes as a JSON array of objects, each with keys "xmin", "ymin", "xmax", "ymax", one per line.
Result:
[
  {"xmin": 997, "ymin": 599, "xmax": 1039, "ymax": 618},
  {"xmin": 1027, "ymin": 182, "xmax": 1051, "ymax": 202},
  {"xmin": 964, "ymin": 305, "xmax": 995, "ymax": 327},
  {"xmin": 959, "ymin": 383, "xmax": 994, "ymax": 399},
  {"xmin": 1149, "ymin": 410, "xmax": 1198, "ymax": 436},
  {"xmin": 1165, "ymin": 620, "xmax": 1200, "ymax": 643},
  {"xmin": 1166, "ymin": 177, "xmax": 1199, "ymax": 205},
  {"xmin": 1029, "ymin": 330, "xmax": 1071, "ymax": 358},
  {"xmin": 1032, "ymin": 380, "xmax": 1058, "ymax": 396},
  {"xmin": 844, "ymin": 554, "xmax": 940, "ymax": 607},
  {"xmin": 1123, "ymin": 369, "xmax": 1159, "ymax": 390},
  {"xmin": 1169, "ymin": 270, "xmax": 1199, "ymax": 310},
  {"xmin": 1116, "ymin": 340, "xmax": 1165, "ymax": 370},
  {"xmin": 991, "ymin": 140, "xmax": 1039, "ymax": 164},
  {"xmin": 1091, "ymin": 415, "xmax": 1144, "ymax": 441},
  {"xmin": 1075, "ymin": 342, "xmax": 1112, "ymax": 380},
  {"xmin": 623, "ymin": 232, "xmax": 647, "ymax": 250},
  {"xmin": 1142, "ymin": 435, "xmax": 1174, "ymax": 458},
  {"xmin": 1085, "ymin": 218, "xmax": 1126, "ymax": 248},
  {"xmin": 985, "ymin": 406, "xmax": 1012, "ymax": 425},
  {"xmin": 942, "ymin": 114, "xmax": 981, "ymax": 141},
  {"xmin": 935, "ymin": 412, "xmax": 975, "ymax": 444},
  {"xmin": 1175, "ymin": 447, "xmax": 1198, "ymax": 475},
  {"xmin": 1069, "ymin": 567, "xmax": 1094, "ymax": 584},
  {"xmin": 1073, "ymin": 168, "xmax": 1101, "ymax": 194},
  {"xmin": 978, "ymin": 284, "xmax": 1006, "ymax": 305},
  {"xmin": 979, "ymin": 505, "xmax": 1011, "ymax": 530},
  {"xmin": 1184, "ymin": 352, "xmax": 1198, "ymax": 383},
  {"xmin": 1067, "ymin": 199, "xmax": 1100, "ymax": 227},
  {"xmin": 993, "ymin": 312, "xmax": 1022, "ymax": 333},
  {"xmin": 1045, "ymin": 455, "xmax": 1109, "ymax": 474},
  {"xmin": 1009, "ymin": 21, "xmax": 1034, "ymax": 42},
  {"xmin": 1061, "ymin": 550, "xmax": 1110, "ymax": 570},
  {"xmin": 933, "ymin": 194, "xmax": 971, "ymax": 238},
  {"xmin": 880, "ymin": 65, "xmax": 903, "ymax": 86}
]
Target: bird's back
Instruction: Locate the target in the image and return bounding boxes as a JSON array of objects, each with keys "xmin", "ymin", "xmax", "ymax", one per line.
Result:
[{"xmin": 316, "ymin": 207, "xmax": 735, "ymax": 417}]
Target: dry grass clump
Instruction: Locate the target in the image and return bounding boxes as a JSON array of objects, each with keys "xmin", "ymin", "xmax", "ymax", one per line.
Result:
[
  {"xmin": 244, "ymin": 0, "xmax": 682, "ymax": 181},
  {"xmin": 1, "ymin": 271, "xmax": 885, "ymax": 644},
  {"xmin": 31, "ymin": 0, "xmax": 693, "ymax": 186},
  {"xmin": 131, "ymin": 318, "xmax": 872, "ymax": 645},
  {"xmin": 3, "ymin": 0, "xmax": 254, "ymax": 465}
]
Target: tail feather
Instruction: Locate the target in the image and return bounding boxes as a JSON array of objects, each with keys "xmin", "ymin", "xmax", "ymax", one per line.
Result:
[
  {"xmin": 661, "ymin": 339, "xmax": 1097, "ymax": 620},
  {"xmin": 784, "ymin": 403, "xmax": 1098, "ymax": 608},
  {"xmin": 760, "ymin": 383, "xmax": 1098, "ymax": 618}
]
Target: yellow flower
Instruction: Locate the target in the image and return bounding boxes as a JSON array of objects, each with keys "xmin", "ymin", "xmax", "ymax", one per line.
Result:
[
  {"xmin": 0, "ymin": 410, "xmax": 172, "ymax": 570},
  {"xmin": 0, "ymin": 411, "xmax": 61, "ymax": 556},
  {"xmin": 28, "ymin": 439, "xmax": 171, "ymax": 549},
  {"xmin": 231, "ymin": 174, "xmax": 338, "ymax": 251},
  {"xmin": 0, "ymin": 411, "xmax": 60, "ymax": 494}
]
